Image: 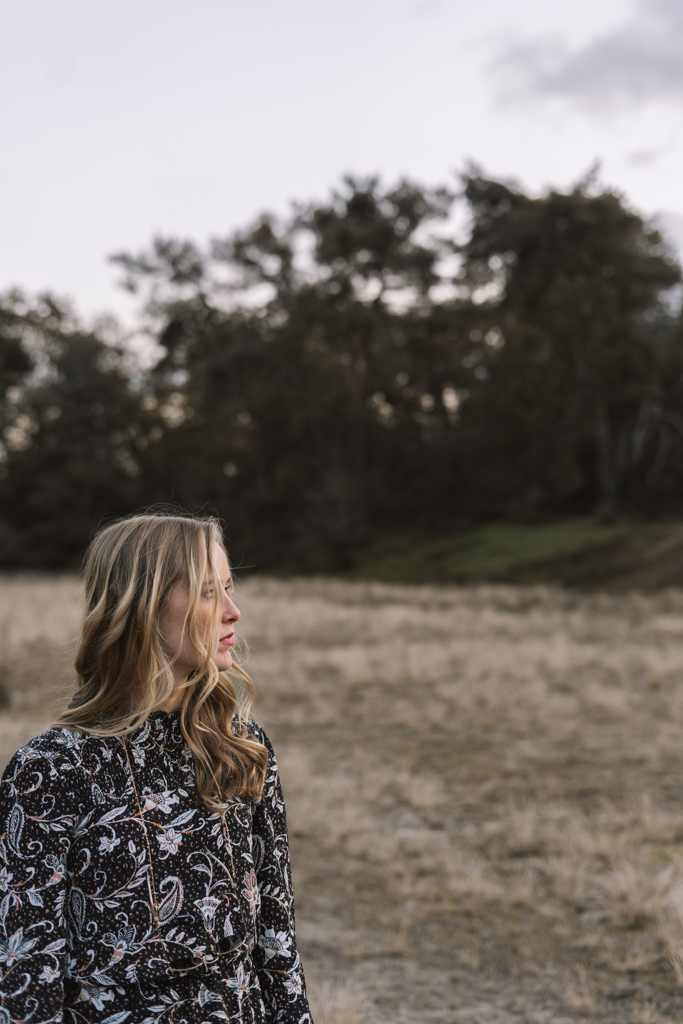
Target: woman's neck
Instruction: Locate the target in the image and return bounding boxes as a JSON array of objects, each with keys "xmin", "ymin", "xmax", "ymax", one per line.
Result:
[{"xmin": 159, "ymin": 685, "xmax": 185, "ymax": 712}]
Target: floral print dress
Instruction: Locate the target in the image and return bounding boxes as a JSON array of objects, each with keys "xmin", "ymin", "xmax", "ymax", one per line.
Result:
[{"xmin": 0, "ymin": 711, "xmax": 313, "ymax": 1024}]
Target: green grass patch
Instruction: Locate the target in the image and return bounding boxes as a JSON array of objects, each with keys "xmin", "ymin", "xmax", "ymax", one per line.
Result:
[{"xmin": 346, "ymin": 518, "xmax": 633, "ymax": 584}]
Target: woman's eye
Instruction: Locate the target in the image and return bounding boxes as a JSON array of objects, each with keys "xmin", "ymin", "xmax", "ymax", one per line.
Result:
[{"xmin": 203, "ymin": 588, "xmax": 214, "ymax": 598}]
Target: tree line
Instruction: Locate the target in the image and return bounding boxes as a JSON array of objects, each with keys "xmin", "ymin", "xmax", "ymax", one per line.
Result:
[{"xmin": 1, "ymin": 170, "xmax": 682, "ymax": 570}]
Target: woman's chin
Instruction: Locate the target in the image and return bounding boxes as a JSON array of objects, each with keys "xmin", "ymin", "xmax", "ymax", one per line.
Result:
[{"xmin": 214, "ymin": 652, "xmax": 233, "ymax": 672}]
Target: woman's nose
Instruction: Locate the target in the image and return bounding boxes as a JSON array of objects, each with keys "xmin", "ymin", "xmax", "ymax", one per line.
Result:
[{"xmin": 223, "ymin": 597, "xmax": 240, "ymax": 622}]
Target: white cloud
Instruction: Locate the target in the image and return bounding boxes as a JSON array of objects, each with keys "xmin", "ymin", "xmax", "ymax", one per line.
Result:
[{"xmin": 493, "ymin": 0, "xmax": 683, "ymax": 108}]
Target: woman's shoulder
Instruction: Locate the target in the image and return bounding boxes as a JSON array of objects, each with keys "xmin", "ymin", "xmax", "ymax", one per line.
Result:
[
  {"xmin": 237, "ymin": 716, "xmax": 273, "ymax": 751},
  {"xmin": 1, "ymin": 724, "xmax": 107, "ymax": 785}
]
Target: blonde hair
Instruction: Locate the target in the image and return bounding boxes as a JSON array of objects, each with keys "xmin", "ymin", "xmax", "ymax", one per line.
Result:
[{"xmin": 57, "ymin": 512, "xmax": 267, "ymax": 810}]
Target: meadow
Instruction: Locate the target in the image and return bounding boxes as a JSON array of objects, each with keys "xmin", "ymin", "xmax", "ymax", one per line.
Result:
[{"xmin": 5, "ymin": 575, "xmax": 683, "ymax": 1022}]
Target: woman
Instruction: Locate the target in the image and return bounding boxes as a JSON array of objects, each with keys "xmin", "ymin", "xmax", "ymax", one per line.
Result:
[{"xmin": 0, "ymin": 514, "xmax": 313, "ymax": 1024}]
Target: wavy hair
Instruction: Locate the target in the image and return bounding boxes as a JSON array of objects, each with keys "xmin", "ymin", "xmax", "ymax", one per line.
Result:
[{"xmin": 57, "ymin": 513, "xmax": 267, "ymax": 810}]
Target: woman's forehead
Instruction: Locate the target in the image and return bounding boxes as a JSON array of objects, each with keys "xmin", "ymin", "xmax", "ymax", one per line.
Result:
[{"xmin": 209, "ymin": 542, "xmax": 230, "ymax": 578}]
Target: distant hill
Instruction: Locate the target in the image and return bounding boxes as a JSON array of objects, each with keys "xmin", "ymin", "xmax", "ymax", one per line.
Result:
[{"xmin": 345, "ymin": 520, "xmax": 683, "ymax": 590}]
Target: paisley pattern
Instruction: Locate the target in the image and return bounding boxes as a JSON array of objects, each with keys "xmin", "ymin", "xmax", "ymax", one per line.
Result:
[{"xmin": 0, "ymin": 711, "xmax": 312, "ymax": 1024}]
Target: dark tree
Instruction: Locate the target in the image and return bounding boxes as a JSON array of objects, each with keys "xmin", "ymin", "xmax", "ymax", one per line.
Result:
[
  {"xmin": 456, "ymin": 173, "xmax": 682, "ymax": 518},
  {"xmin": 0, "ymin": 293, "xmax": 158, "ymax": 566},
  {"xmin": 111, "ymin": 177, "xmax": 464, "ymax": 568}
]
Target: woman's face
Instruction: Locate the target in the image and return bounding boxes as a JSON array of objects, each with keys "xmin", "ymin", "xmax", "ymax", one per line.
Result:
[{"xmin": 160, "ymin": 541, "xmax": 240, "ymax": 686}]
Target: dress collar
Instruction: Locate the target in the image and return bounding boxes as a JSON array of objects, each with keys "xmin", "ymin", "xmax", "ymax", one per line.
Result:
[{"xmin": 130, "ymin": 707, "xmax": 184, "ymax": 750}]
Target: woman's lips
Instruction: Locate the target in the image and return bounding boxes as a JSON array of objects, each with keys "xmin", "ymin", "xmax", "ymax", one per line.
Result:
[{"xmin": 219, "ymin": 634, "xmax": 234, "ymax": 646}]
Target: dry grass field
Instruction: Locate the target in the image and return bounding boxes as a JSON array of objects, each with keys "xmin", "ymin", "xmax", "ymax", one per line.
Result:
[{"xmin": 7, "ymin": 575, "xmax": 683, "ymax": 1021}]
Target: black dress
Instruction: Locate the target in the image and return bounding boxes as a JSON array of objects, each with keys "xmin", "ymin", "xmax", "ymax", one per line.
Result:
[{"xmin": 0, "ymin": 710, "xmax": 313, "ymax": 1024}]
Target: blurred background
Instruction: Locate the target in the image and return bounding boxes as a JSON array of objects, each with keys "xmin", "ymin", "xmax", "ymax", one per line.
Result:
[
  {"xmin": 5, "ymin": 3, "xmax": 683, "ymax": 1021},
  {"xmin": 3, "ymin": 0, "xmax": 683, "ymax": 577}
]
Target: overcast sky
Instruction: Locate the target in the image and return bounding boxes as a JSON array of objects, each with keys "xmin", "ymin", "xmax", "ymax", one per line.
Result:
[{"xmin": 2, "ymin": 0, "xmax": 683, "ymax": 326}]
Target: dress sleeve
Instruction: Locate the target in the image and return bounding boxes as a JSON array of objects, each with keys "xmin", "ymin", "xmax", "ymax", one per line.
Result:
[
  {"xmin": 0, "ymin": 748, "xmax": 73, "ymax": 1024},
  {"xmin": 250, "ymin": 728, "xmax": 313, "ymax": 1024}
]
